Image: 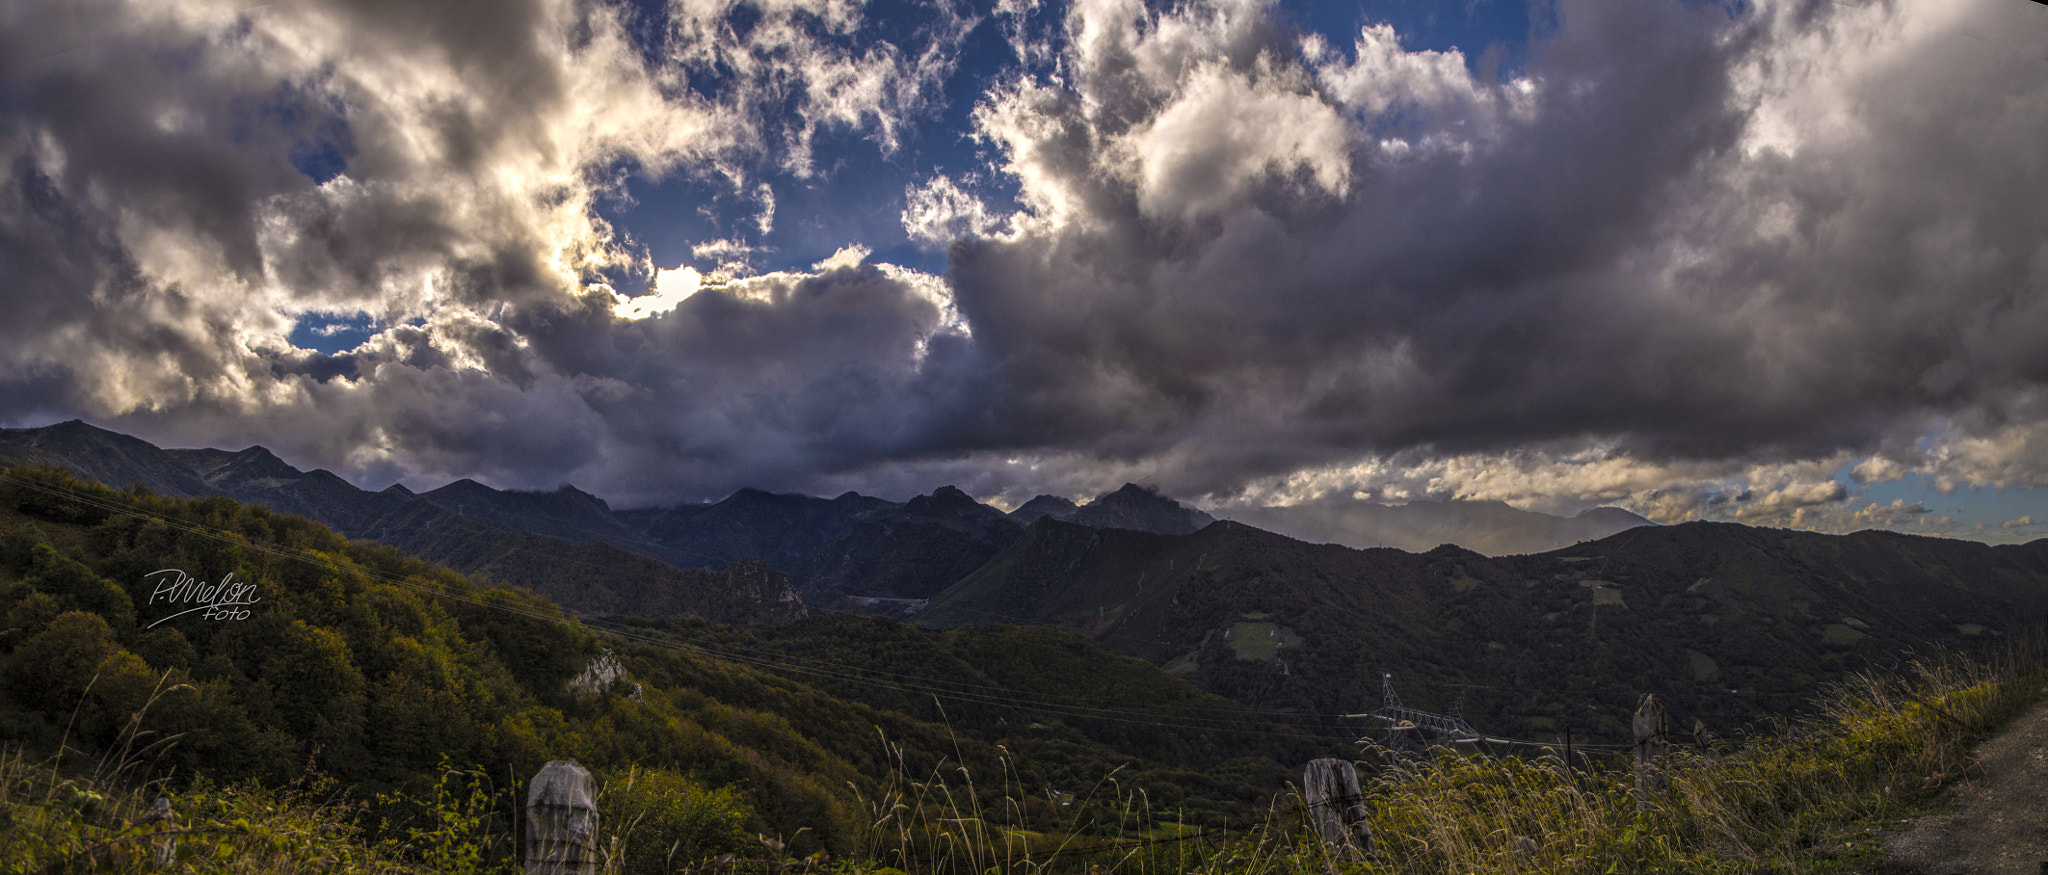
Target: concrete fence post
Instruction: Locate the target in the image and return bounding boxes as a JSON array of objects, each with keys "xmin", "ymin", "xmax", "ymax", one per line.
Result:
[
  {"xmin": 526, "ymin": 760, "xmax": 599, "ymax": 875},
  {"xmin": 1633, "ymin": 693, "xmax": 1670, "ymax": 809}
]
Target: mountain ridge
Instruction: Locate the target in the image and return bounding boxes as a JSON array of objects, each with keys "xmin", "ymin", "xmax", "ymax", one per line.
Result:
[
  {"xmin": 2, "ymin": 425, "xmax": 807, "ymax": 624},
  {"xmin": 1, "ymin": 422, "xmax": 1264, "ymax": 607}
]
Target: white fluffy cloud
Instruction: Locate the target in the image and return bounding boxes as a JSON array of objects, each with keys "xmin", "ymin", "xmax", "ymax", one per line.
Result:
[
  {"xmin": 664, "ymin": 0, "xmax": 976, "ymax": 176},
  {"xmin": 902, "ymin": 175, "xmax": 1004, "ymax": 246}
]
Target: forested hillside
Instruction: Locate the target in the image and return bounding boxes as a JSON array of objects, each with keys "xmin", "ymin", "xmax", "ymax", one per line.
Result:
[
  {"xmin": 0, "ymin": 465, "xmax": 1314, "ymax": 866},
  {"xmin": 924, "ymin": 516, "xmax": 2048, "ymax": 745}
]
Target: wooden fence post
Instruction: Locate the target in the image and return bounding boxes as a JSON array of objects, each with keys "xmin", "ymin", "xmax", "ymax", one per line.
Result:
[
  {"xmin": 527, "ymin": 760, "xmax": 599, "ymax": 875},
  {"xmin": 1633, "ymin": 693, "xmax": 1669, "ymax": 809},
  {"xmin": 1303, "ymin": 758, "xmax": 1374, "ymax": 860},
  {"xmin": 1558, "ymin": 723, "xmax": 1585, "ymax": 794}
]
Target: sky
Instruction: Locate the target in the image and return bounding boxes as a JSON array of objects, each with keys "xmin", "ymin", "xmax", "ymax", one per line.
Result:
[{"xmin": 1, "ymin": 0, "xmax": 2045, "ymax": 543}]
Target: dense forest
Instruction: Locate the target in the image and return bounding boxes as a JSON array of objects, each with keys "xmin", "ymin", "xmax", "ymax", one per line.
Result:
[{"xmin": 0, "ymin": 465, "xmax": 1314, "ymax": 868}]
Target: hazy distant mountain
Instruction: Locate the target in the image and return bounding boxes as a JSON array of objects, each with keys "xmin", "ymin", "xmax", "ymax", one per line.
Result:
[
  {"xmin": 922, "ymin": 516, "xmax": 2048, "ymax": 744},
  {"xmin": 1009, "ymin": 483, "xmax": 1216, "ymax": 535},
  {"xmin": 1017, "ymin": 487, "xmax": 1647, "ymax": 555},
  {"xmin": 1217, "ymin": 498, "xmax": 1656, "ymax": 555},
  {"xmin": 168, "ymin": 445, "xmax": 419, "ymax": 537}
]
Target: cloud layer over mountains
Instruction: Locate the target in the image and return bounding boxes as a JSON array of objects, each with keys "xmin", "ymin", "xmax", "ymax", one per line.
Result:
[{"xmin": 1, "ymin": 0, "xmax": 2044, "ymax": 534}]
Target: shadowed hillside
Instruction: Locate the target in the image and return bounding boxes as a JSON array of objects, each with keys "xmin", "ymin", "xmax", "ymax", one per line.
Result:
[{"xmin": 923, "ymin": 517, "xmax": 2048, "ymax": 745}]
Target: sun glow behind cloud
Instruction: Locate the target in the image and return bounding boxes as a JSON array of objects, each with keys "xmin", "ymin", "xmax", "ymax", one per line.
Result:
[{"xmin": 614, "ymin": 266, "xmax": 705, "ymax": 319}]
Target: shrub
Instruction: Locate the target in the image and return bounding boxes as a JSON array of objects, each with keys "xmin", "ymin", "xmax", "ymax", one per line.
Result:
[{"xmin": 601, "ymin": 765, "xmax": 753, "ymax": 873}]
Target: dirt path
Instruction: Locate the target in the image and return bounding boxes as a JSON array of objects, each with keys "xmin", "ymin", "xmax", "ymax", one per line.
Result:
[{"xmin": 1883, "ymin": 692, "xmax": 2048, "ymax": 874}]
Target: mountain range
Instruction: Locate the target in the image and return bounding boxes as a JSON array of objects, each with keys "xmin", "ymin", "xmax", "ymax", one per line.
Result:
[
  {"xmin": 0, "ymin": 422, "xmax": 1217, "ymax": 612},
  {"xmin": 6, "ymin": 419, "xmax": 2047, "ymax": 746},
  {"xmin": 0, "ymin": 421, "xmax": 809, "ymax": 624}
]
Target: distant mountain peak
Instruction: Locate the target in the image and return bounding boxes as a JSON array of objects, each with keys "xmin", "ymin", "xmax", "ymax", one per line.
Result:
[
  {"xmin": 550, "ymin": 481, "xmax": 599, "ymax": 499},
  {"xmin": 1009, "ymin": 494, "xmax": 1079, "ymax": 525},
  {"xmin": 904, "ymin": 486, "xmax": 1015, "ymax": 530},
  {"xmin": 1089, "ymin": 485, "xmax": 1171, "ymax": 506},
  {"xmin": 2, "ymin": 420, "xmax": 214, "ymax": 498},
  {"xmin": 46, "ymin": 418, "xmax": 103, "ymax": 434},
  {"xmin": 929, "ymin": 484, "xmax": 974, "ymax": 502},
  {"xmin": 1575, "ymin": 506, "xmax": 1658, "ymax": 527},
  {"xmin": 1215, "ymin": 496, "xmax": 1660, "ymax": 556},
  {"xmin": 1073, "ymin": 483, "xmax": 1214, "ymax": 535},
  {"xmin": 549, "ymin": 482, "xmax": 611, "ymax": 511}
]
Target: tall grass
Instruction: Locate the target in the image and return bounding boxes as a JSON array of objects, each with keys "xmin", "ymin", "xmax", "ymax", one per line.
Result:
[
  {"xmin": 4, "ymin": 634, "xmax": 2040, "ymax": 874},
  {"xmin": 0, "ymin": 670, "xmax": 513, "ymax": 874},
  {"xmin": 1198, "ymin": 634, "xmax": 2048, "ymax": 875},
  {"xmin": 838, "ymin": 632, "xmax": 2048, "ymax": 875}
]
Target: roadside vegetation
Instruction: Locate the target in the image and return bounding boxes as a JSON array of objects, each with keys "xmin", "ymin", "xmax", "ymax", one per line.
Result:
[
  {"xmin": 5, "ymin": 635, "xmax": 2037, "ymax": 873},
  {"xmin": 841, "ymin": 634, "xmax": 2044, "ymax": 874}
]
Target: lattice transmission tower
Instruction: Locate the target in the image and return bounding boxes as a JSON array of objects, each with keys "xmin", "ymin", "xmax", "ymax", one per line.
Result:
[{"xmin": 1347, "ymin": 674, "xmax": 1485, "ymax": 756}]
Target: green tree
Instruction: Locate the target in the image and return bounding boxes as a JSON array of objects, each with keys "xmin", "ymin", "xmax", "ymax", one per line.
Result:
[
  {"xmin": 4, "ymin": 610, "xmax": 159, "ymax": 745},
  {"xmin": 5, "ymin": 589, "xmax": 59, "ymax": 639},
  {"xmin": 258, "ymin": 620, "xmax": 370, "ymax": 773},
  {"xmin": 20, "ymin": 545, "xmax": 135, "ymax": 631},
  {"xmin": 6, "ymin": 611, "xmax": 121, "ymax": 711}
]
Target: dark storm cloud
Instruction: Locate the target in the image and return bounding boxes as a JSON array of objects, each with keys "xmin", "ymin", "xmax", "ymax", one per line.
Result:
[
  {"xmin": 919, "ymin": 0, "xmax": 2048, "ymax": 502},
  {"xmin": 1, "ymin": 0, "xmax": 2044, "ymax": 521},
  {"xmin": 937, "ymin": 0, "xmax": 1765, "ymax": 478},
  {"xmin": 496, "ymin": 264, "xmax": 988, "ymax": 497}
]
